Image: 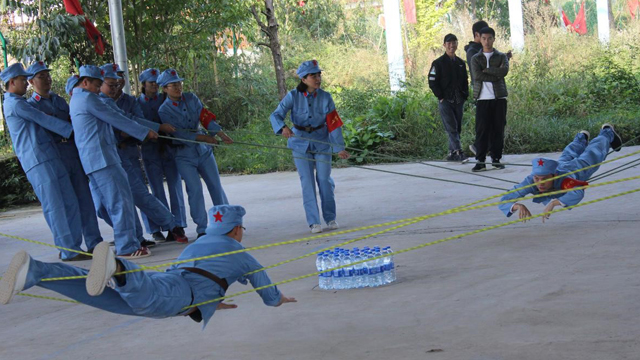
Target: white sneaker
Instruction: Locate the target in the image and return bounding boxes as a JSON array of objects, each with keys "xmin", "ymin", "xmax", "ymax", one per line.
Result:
[
  {"xmin": 0, "ymin": 251, "xmax": 30, "ymax": 305},
  {"xmin": 310, "ymin": 224, "xmax": 323, "ymax": 234},
  {"xmin": 326, "ymin": 220, "xmax": 339, "ymax": 230},
  {"xmin": 86, "ymin": 242, "xmax": 117, "ymax": 296}
]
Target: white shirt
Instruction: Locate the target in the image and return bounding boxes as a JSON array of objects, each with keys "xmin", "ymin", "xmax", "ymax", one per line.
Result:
[{"xmin": 478, "ymin": 52, "xmax": 495, "ymax": 100}]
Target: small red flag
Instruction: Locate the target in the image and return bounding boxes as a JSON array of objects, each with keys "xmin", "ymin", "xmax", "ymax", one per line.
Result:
[
  {"xmin": 326, "ymin": 109, "xmax": 343, "ymax": 133},
  {"xmin": 629, "ymin": 0, "xmax": 640, "ymax": 19},
  {"xmin": 199, "ymin": 108, "xmax": 217, "ymax": 129},
  {"xmin": 63, "ymin": 0, "xmax": 84, "ymax": 15},
  {"xmin": 561, "ymin": 10, "xmax": 572, "ymax": 28}
]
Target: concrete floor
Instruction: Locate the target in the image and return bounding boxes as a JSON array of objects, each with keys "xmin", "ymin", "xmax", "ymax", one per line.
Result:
[{"xmin": 0, "ymin": 146, "xmax": 639, "ymax": 360}]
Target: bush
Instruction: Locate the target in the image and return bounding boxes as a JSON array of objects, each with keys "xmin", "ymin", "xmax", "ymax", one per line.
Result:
[{"xmin": 0, "ymin": 157, "xmax": 37, "ymax": 209}]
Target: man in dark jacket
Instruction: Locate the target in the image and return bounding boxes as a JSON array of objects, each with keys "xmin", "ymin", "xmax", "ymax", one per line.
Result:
[
  {"xmin": 464, "ymin": 20, "xmax": 488, "ymax": 86},
  {"xmin": 429, "ymin": 33, "xmax": 469, "ymax": 161},
  {"xmin": 470, "ymin": 27, "xmax": 509, "ymax": 172}
]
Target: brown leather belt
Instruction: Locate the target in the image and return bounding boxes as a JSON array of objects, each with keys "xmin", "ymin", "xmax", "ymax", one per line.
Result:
[
  {"xmin": 293, "ymin": 124, "xmax": 325, "ymax": 133},
  {"xmin": 182, "ymin": 267, "xmax": 229, "ymax": 291}
]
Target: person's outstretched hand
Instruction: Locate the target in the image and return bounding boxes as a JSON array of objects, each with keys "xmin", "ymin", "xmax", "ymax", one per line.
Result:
[
  {"xmin": 276, "ymin": 294, "xmax": 297, "ymax": 307},
  {"xmin": 217, "ymin": 302, "xmax": 238, "ymax": 310}
]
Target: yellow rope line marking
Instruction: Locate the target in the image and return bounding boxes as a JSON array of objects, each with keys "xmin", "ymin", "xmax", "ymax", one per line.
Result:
[
  {"xmin": 182, "ymin": 186, "xmax": 640, "ymax": 310},
  {"xmin": 0, "ymin": 233, "xmax": 92, "ymax": 257},
  {"xmin": 34, "ymin": 173, "xmax": 640, "ymax": 282},
  {"xmin": 12, "ymin": 180, "xmax": 640, "ymax": 306},
  {"xmin": 17, "ymin": 292, "xmax": 79, "ymax": 304}
]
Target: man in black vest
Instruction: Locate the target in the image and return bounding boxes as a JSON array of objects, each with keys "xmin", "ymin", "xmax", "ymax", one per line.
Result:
[{"xmin": 429, "ymin": 33, "xmax": 469, "ymax": 162}]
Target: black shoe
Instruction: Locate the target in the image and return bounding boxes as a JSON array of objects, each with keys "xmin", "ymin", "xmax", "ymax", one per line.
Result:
[
  {"xmin": 197, "ymin": 233, "xmax": 206, "ymax": 239},
  {"xmin": 61, "ymin": 253, "xmax": 93, "ymax": 262},
  {"xmin": 152, "ymin": 231, "xmax": 166, "ymax": 243},
  {"xmin": 456, "ymin": 150, "xmax": 469, "ymax": 162},
  {"xmin": 472, "ymin": 163, "xmax": 486, "ymax": 172},
  {"xmin": 446, "ymin": 152, "xmax": 457, "ymax": 161},
  {"xmin": 602, "ymin": 123, "xmax": 622, "ymax": 151},
  {"xmin": 140, "ymin": 239, "xmax": 156, "ymax": 248},
  {"xmin": 491, "ymin": 159, "xmax": 505, "ymax": 169}
]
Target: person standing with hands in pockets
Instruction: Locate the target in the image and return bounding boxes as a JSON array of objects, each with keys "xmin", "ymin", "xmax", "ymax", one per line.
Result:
[{"xmin": 270, "ymin": 60, "xmax": 350, "ymax": 234}]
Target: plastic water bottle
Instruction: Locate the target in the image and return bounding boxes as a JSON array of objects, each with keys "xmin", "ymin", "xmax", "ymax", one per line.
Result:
[
  {"xmin": 342, "ymin": 250, "xmax": 354, "ymax": 289},
  {"xmin": 332, "ymin": 254, "xmax": 344, "ymax": 290},
  {"xmin": 319, "ymin": 254, "xmax": 333, "ymax": 290},
  {"xmin": 365, "ymin": 250, "xmax": 380, "ymax": 287},
  {"xmin": 351, "ymin": 250, "xmax": 364, "ymax": 288},
  {"xmin": 316, "ymin": 253, "xmax": 324, "ymax": 289},
  {"xmin": 373, "ymin": 248, "xmax": 385, "ymax": 286},
  {"xmin": 384, "ymin": 246, "xmax": 396, "ymax": 282}
]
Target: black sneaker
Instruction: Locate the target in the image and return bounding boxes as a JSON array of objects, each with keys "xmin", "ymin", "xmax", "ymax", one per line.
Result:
[
  {"xmin": 456, "ymin": 150, "xmax": 469, "ymax": 162},
  {"xmin": 152, "ymin": 231, "xmax": 166, "ymax": 243},
  {"xmin": 446, "ymin": 152, "xmax": 457, "ymax": 161},
  {"xmin": 602, "ymin": 123, "xmax": 622, "ymax": 151},
  {"xmin": 472, "ymin": 163, "xmax": 486, "ymax": 172},
  {"xmin": 491, "ymin": 159, "xmax": 505, "ymax": 169},
  {"xmin": 140, "ymin": 239, "xmax": 156, "ymax": 248}
]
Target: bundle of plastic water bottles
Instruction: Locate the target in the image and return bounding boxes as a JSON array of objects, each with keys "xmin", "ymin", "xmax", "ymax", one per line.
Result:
[{"xmin": 316, "ymin": 246, "xmax": 396, "ymax": 290}]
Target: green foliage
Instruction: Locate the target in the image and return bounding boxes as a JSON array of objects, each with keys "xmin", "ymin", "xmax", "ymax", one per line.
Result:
[
  {"xmin": 0, "ymin": 156, "xmax": 36, "ymax": 209},
  {"xmin": 412, "ymin": 0, "xmax": 456, "ymax": 49}
]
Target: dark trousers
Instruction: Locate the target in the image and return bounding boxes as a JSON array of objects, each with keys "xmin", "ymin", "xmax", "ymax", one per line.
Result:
[
  {"xmin": 474, "ymin": 99, "xmax": 507, "ymax": 161},
  {"xmin": 438, "ymin": 100, "xmax": 464, "ymax": 152}
]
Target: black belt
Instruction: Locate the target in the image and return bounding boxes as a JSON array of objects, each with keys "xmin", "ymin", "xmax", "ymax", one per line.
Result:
[
  {"xmin": 182, "ymin": 267, "xmax": 228, "ymax": 323},
  {"xmin": 293, "ymin": 124, "xmax": 325, "ymax": 133}
]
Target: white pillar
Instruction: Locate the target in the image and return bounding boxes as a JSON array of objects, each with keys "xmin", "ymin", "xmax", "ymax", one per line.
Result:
[
  {"xmin": 507, "ymin": 0, "xmax": 525, "ymax": 52},
  {"xmin": 596, "ymin": 0, "xmax": 610, "ymax": 45},
  {"xmin": 108, "ymin": 0, "xmax": 131, "ymax": 94},
  {"xmin": 383, "ymin": 0, "xmax": 406, "ymax": 92}
]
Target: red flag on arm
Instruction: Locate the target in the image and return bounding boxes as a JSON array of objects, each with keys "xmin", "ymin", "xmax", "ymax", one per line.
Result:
[
  {"xmin": 326, "ymin": 110, "xmax": 343, "ymax": 133},
  {"xmin": 561, "ymin": 177, "xmax": 589, "ymax": 190},
  {"xmin": 63, "ymin": 0, "xmax": 105, "ymax": 55},
  {"xmin": 573, "ymin": 2, "xmax": 587, "ymax": 35},
  {"xmin": 199, "ymin": 108, "xmax": 217, "ymax": 130}
]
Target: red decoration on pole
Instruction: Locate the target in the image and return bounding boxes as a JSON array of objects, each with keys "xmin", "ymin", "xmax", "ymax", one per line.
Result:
[
  {"xmin": 63, "ymin": 0, "xmax": 105, "ymax": 55},
  {"xmin": 629, "ymin": 0, "xmax": 640, "ymax": 19},
  {"xmin": 560, "ymin": 2, "xmax": 587, "ymax": 35},
  {"xmin": 403, "ymin": 0, "xmax": 417, "ymax": 24}
]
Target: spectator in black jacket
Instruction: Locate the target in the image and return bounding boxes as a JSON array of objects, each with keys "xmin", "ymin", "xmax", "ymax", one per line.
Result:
[
  {"xmin": 464, "ymin": 20, "xmax": 489, "ymax": 86},
  {"xmin": 429, "ymin": 33, "xmax": 469, "ymax": 162}
]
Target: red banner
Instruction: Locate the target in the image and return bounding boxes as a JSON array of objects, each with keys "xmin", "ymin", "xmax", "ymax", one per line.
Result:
[
  {"xmin": 573, "ymin": 2, "xmax": 587, "ymax": 35},
  {"xmin": 629, "ymin": 0, "xmax": 640, "ymax": 19},
  {"xmin": 403, "ymin": 0, "xmax": 417, "ymax": 24}
]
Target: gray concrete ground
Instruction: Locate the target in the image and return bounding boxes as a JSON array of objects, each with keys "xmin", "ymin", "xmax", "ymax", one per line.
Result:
[{"xmin": 0, "ymin": 146, "xmax": 639, "ymax": 360}]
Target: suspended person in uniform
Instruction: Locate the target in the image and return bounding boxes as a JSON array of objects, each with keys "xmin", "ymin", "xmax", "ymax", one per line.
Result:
[
  {"xmin": 499, "ymin": 124, "xmax": 623, "ymax": 222},
  {"xmin": 270, "ymin": 60, "xmax": 350, "ymax": 234},
  {"xmin": 137, "ymin": 68, "xmax": 187, "ymax": 243},
  {"xmin": 96, "ymin": 64, "xmax": 188, "ymax": 248},
  {"xmin": 1, "ymin": 63, "xmax": 89, "ymax": 261},
  {"xmin": 26, "ymin": 62, "xmax": 104, "ymax": 258},
  {"xmin": 0, "ymin": 205, "xmax": 297, "ymax": 329},
  {"xmin": 157, "ymin": 69, "xmax": 234, "ymax": 239},
  {"xmin": 69, "ymin": 65, "xmax": 159, "ymax": 259}
]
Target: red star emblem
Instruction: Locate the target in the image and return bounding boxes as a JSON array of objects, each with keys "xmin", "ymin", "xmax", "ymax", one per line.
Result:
[
  {"xmin": 172, "ymin": 102, "xmax": 178, "ymax": 106},
  {"xmin": 38, "ymin": 61, "xmax": 44, "ymax": 66},
  {"xmin": 145, "ymin": 97, "xmax": 149, "ymax": 101},
  {"xmin": 213, "ymin": 211, "xmax": 223, "ymax": 222},
  {"xmin": 100, "ymin": 70, "xmax": 105, "ymax": 76},
  {"xmin": 171, "ymin": 71, "xmax": 176, "ymax": 76},
  {"xmin": 537, "ymin": 159, "xmax": 544, "ymax": 166},
  {"xmin": 112, "ymin": 64, "xmax": 118, "ymax": 71},
  {"xmin": 35, "ymin": 95, "xmax": 41, "ymax": 101},
  {"xmin": 312, "ymin": 60, "xmax": 317, "ymax": 66},
  {"xmin": 151, "ymin": 69, "xmax": 157, "ymax": 75}
]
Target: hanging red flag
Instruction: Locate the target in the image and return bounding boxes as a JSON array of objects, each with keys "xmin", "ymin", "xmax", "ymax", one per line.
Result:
[
  {"xmin": 573, "ymin": 2, "xmax": 587, "ymax": 35},
  {"xmin": 561, "ymin": 10, "xmax": 572, "ymax": 28},
  {"xmin": 63, "ymin": 0, "xmax": 105, "ymax": 55},
  {"xmin": 404, "ymin": 0, "xmax": 417, "ymax": 24},
  {"xmin": 629, "ymin": 0, "xmax": 640, "ymax": 19}
]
